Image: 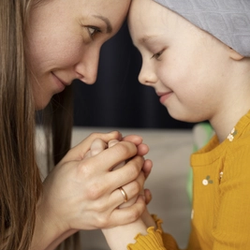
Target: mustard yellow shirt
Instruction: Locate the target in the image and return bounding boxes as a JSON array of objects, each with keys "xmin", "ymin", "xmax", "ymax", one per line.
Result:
[{"xmin": 128, "ymin": 111, "xmax": 250, "ymax": 250}]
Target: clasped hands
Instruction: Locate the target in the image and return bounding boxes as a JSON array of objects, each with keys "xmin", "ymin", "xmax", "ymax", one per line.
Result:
[{"xmin": 32, "ymin": 131, "xmax": 152, "ymax": 250}]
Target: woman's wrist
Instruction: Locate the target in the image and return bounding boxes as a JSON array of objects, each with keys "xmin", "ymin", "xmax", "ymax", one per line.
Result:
[
  {"xmin": 45, "ymin": 229, "xmax": 78, "ymax": 250},
  {"xmin": 31, "ymin": 197, "xmax": 76, "ymax": 250}
]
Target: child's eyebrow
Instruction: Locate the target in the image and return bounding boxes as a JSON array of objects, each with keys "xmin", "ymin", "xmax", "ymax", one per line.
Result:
[{"xmin": 138, "ymin": 35, "xmax": 157, "ymax": 44}]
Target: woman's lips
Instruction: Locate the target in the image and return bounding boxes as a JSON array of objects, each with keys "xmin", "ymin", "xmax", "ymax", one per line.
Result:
[{"xmin": 52, "ymin": 73, "xmax": 69, "ymax": 93}]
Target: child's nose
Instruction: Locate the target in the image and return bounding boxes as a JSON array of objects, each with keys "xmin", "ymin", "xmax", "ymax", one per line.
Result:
[{"xmin": 138, "ymin": 62, "xmax": 158, "ymax": 86}]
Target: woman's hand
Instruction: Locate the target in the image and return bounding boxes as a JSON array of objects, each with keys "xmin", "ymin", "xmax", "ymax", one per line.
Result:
[
  {"xmin": 85, "ymin": 135, "xmax": 153, "ymax": 209},
  {"xmin": 32, "ymin": 131, "xmax": 149, "ymax": 250},
  {"xmin": 107, "ymin": 139, "xmax": 143, "ymax": 208}
]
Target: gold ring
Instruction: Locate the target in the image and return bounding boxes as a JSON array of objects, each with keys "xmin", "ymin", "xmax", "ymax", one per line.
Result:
[{"xmin": 119, "ymin": 187, "xmax": 128, "ymax": 203}]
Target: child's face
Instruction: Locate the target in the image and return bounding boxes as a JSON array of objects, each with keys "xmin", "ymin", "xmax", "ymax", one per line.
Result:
[
  {"xmin": 128, "ymin": 0, "xmax": 233, "ymax": 123},
  {"xmin": 26, "ymin": 0, "xmax": 130, "ymax": 110}
]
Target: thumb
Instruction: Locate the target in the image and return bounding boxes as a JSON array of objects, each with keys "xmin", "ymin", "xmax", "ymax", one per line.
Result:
[{"xmin": 62, "ymin": 131, "xmax": 121, "ymax": 162}]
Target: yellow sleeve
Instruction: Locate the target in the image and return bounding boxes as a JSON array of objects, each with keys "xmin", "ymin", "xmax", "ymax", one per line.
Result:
[{"xmin": 127, "ymin": 215, "xmax": 180, "ymax": 250}]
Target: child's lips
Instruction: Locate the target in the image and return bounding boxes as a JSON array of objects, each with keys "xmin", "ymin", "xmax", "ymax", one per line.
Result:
[{"xmin": 157, "ymin": 91, "xmax": 173, "ymax": 104}]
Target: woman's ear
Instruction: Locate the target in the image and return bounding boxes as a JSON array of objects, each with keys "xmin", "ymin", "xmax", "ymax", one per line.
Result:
[{"xmin": 229, "ymin": 47, "xmax": 244, "ymax": 61}]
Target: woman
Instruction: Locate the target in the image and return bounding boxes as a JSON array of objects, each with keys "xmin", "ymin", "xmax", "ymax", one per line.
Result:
[{"xmin": 0, "ymin": 0, "xmax": 152, "ymax": 249}]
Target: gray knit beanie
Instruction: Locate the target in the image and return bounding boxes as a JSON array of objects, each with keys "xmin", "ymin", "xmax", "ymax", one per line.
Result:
[{"xmin": 153, "ymin": 0, "xmax": 250, "ymax": 57}]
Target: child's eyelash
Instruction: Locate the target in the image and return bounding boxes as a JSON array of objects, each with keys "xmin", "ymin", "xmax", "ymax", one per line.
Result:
[{"xmin": 151, "ymin": 50, "xmax": 164, "ymax": 60}]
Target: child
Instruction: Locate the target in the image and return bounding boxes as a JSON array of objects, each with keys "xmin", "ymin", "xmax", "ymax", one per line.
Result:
[{"xmin": 101, "ymin": 0, "xmax": 250, "ymax": 249}]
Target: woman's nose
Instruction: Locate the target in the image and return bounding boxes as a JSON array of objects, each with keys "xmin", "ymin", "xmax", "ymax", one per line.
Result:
[
  {"xmin": 138, "ymin": 61, "xmax": 158, "ymax": 86},
  {"xmin": 74, "ymin": 47, "xmax": 100, "ymax": 85}
]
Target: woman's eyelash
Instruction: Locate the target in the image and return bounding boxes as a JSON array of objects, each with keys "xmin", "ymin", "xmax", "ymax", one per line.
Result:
[{"xmin": 87, "ymin": 26, "xmax": 101, "ymax": 38}]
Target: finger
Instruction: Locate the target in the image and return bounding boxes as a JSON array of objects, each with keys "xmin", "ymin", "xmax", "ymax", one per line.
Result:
[
  {"xmin": 86, "ymin": 176, "xmax": 144, "ymax": 219},
  {"xmin": 107, "ymin": 155, "xmax": 144, "ymax": 189},
  {"xmin": 112, "ymin": 161, "xmax": 125, "ymax": 171},
  {"xmin": 123, "ymin": 135, "xmax": 149, "ymax": 156},
  {"xmin": 75, "ymin": 141, "xmax": 140, "ymax": 187},
  {"xmin": 144, "ymin": 189, "xmax": 152, "ymax": 205},
  {"xmin": 108, "ymin": 140, "xmax": 126, "ymax": 170},
  {"xmin": 89, "ymin": 155, "xmax": 144, "ymax": 200},
  {"xmin": 83, "ymin": 150, "xmax": 92, "ymax": 159},
  {"xmin": 83, "ymin": 139, "xmax": 107, "ymax": 160},
  {"xmin": 108, "ymin": 139, "xmax": 119, "ymax": 148},
  {"xmin": 122, "ymin": 135, "xmax": 143, "ymax": 146},
  {"xmin": 90, "ymin": 141, "xmax": 138, "ymax": 172},
  {"xmin": 112, "ymin": 171, "xmax": 145, "ymax": 208},
  {"xmin": 142, "ymin": 159, "xmax": 153, "ymax": 180},
  {"xmin": 105, "ymin": 197, "xmax": 146, "ymax": 228},
  {"xmin": 90, "ymin": 138, "xmax": 107, "ymax": 156},
  {"xmin": 137, "ymin": 143, "xmax": 149, "ymax": 156},
  {"xmin": 74, "ymin": 144, "xmax": 142, "ymax": 201},
  {"xmin": 63, "ymin": 131, "xmax": 122, "ymax": 162}
]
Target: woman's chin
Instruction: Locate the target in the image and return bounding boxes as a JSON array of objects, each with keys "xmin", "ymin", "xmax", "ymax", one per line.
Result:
[{"xmin": 34, "ymin": 97, "xmax": 51, "ymax": 111}]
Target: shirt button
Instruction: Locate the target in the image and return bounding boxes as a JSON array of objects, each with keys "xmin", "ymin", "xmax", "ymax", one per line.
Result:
[{"xmin": 202, "ymin": 179, "xmax": 209, "ymax": 186}]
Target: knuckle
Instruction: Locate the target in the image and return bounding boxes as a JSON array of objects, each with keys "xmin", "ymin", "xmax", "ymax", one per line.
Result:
[
  {"xmin": 88, "ymin": 132, "xmax": 101, "ymax": 141},
  {"xmin": 86, "ymin": 182, "xmax": 103, "ymax": 200},
  {"xmin": 125, "ymin": 164, "xmax": 138, "ymax": 179},
  {"xmin": 96, "ymin": 214, "xmax": 110, "ymax": 228},
  {"xmin": 91, "ymin": 147, "xmax": 102, "ymax": 156},
  {"xmin": 126, "ymin": 157, "xmax": 143, "ymax": 177},
  {"xmin": 110, "ymin": 130, "xmax": 120, "ymax": 138},
  {"xmin": 129, "ymin": 209, "xmax": 141, "ymax": 222},
  {"xmin": 131, "ymin": 181, "xmax": 141, "ymax": 194},
  {"xmin": 115, "ymin": 141, "xmax": 136, "ymax": 157},
  {"xmin": 79, "ymin": 161, "xmax": 93, "ymax": 179},
  {"xmin": 133, "ymin": 155, "xmax": 144, "ymax": 165},
  {"xmin": 88, "ymin": 131, "xmax": 120, "ymax": 142},
  {"xmin": 95, "ymin": 199, "xmax": 109, "ymax": 213},
  {"xmin": 127, "ymin": 164, "xmax": 140, "ymax": 179}
]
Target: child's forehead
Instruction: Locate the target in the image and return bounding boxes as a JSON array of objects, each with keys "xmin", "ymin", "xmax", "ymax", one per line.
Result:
[{"xmin": 153, "ymin": 0, "xmax": 250, "ymax": 57}]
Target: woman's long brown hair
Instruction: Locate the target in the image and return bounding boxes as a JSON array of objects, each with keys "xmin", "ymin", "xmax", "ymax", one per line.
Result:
[
  {"xmin": 0, "ymin": 0, "xmax": 77, "ymax": 249},
  {"xmin": 0, "ymin": 0, "xmax": 42, "ymax": 249}
]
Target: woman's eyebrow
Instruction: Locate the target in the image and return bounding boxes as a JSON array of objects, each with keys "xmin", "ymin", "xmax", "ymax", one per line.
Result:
[{"xmin": 93, "ymin": 15, "xmax": 113, "ymax": 33}]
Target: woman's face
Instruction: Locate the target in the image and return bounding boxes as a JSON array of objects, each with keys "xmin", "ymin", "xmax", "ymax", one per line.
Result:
[
  {"xmin": 27, "ymin": 0, "xmax": 130, "ymax": 109},
  {"xmin": 128, "ymin": 0, "xmax": 233, "ymax": 123}
]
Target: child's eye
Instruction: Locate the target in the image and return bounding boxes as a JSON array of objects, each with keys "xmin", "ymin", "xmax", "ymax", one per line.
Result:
[{"xmin": 151, "ymin": 50, "xmax": 164, "ymax": 60}]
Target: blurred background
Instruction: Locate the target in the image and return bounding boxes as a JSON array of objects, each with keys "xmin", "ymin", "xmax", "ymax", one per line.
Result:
[{"xmin": 73, "ymin": 22, "xmax": 195, "ymax": 129}]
